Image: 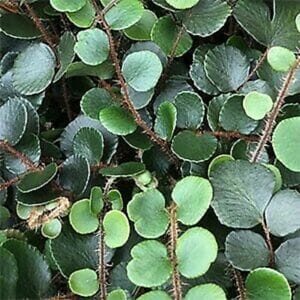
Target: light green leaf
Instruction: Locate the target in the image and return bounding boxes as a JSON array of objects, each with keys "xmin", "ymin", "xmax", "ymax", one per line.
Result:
[
  {"xmin": 225, "ymin": 230, "xmax": 269, "ymax": 271},
  {"xmin": 296, "ymin": 14, "xmax": 300, "ymax": 32},
  {"xmin": 73, "ymin": 127, "xmax": 104, "ymax": 165},
  {"xmin": 137, "ymin": 291, "xmax": 171, "ymax": 300},
  {"xmin": 171, "ymin": 131, "xmax": 218, "ymax": 162},
  {"xmin": 127, "ymin": 240, "xmax": 172, "ymax": 287},
  {"xmin": 41, "ymin": 218, "xmax": 62, "ymax": 239},
  {"xmin": 181, "ymin": 0, "xmax": 231, "ymax": 37},
  {"xmin": 103, "ymin": 210, "xmax": 130, "ymax": 248},
  {"xmin": 267, "ymin": 46, "xmax": 296, "ymax": 72},
  {"xmin": 100, "ymin": 106, "xmax": 137, "ymax": 135},
  {"xmin": 151, "ymin": 16, "xmax": 192, "ymax": 57},
  {"xmin": 107, "ymin": 189, "xmax": 123, "ymax": 210},
  {"xmin": 69, "ymin": 199, "xmax": 99, "ymax": 234},
  {"xmin": 208, "ymin": 154, "xmax": 234, "ymax": 176},
  {"xmin": 68, "ymin": 268, "xmax": 99, "ymax": 297},
  {"xmin": 245, "ymin": 268, "xmax": 291, "ymax": 300},
  {"xmin": 75, "ymin": 28, "xmax": 109, "ymax": 66},
  {"xmin": 172, "ymin": 176, "xmax": 212, "ymax": 225},
  {"xmin": 50, "ymin": 0, "xmax": 86, "ymax": 12},
  {"xmin": 100, "ymin": 162, "xmax": 145, "ymax": 177},
  {"xmin": 127, "ymin": 189, "xmax": 169, "ymax": 238},
  {"xmin": 185, "ymin": 284, "xmax": 226, "ymax": 300},
  {"xmin": 154, "ymin": 102, "xmax": 177, "ymax": 141},
  {"xmin": 176, "ymin": 227, "xmax": 218, "ymax": 278},
  {"xmin": 122, "ymin": 50, "xmax": 162, "ymax": 92},
  {"xmin": 273, "ymin": 117, "xmax": 300, "ymax": 172},
  {"xmin": 204, "ymin": 44, "xmax": 250, "ymax": 92},
  {"xmin": 108, "ymin": 289, "xmax": 127, "ymax": 300},
  {"xmin": 66, "ymin": 0, "xmax": 95, "ymax": 28},
  {"xmin": 243, "ymin": 91, "xmax": 273, "ymax": 120},
  {"xmin": 124, "ymin": 10, "xmax": 157, "ymax": 41},
  {"xmin": 17, "ymin": 163, "xmax": 57, "ymax": 193},
  {"xmin": 165, "ymin": 0, "xmax": 199, "ymax": 9},
  {"xmin": 266, "ymin": 189, "xmax": 300, "ymax": 237},
  {"xmin": 90, "ymin": 186, "xmax": 104, "ymax": 215},
  {"xmin": 210, "ymin": 160, "xmax": 275, "ymax": 228},
  {"xmin": 12, "ymin": 43, "xmax": 56, "ymax": 95}
]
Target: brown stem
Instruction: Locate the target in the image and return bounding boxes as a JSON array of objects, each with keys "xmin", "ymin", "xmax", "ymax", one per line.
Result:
[
  {"xmin": 168, "ymin": 203, "xmax": 182, "ymax": 300},
  {"xmin": 102, "ymin": 0, "xmax": 119, "ymax": 14},
  {"xmin": 0, "ymin": 140, "xmax": 39, "ymax": 171},
  {"xmin": 250, "ymin": 55, "xmax": 300, "ymax": 163},
  {"xmin": 93, "ymin": 2, "xmax": 178, "ymax": 165},
  {"xmin": 0, "ymin": 1, "xmax": 19, "ymax": 13},
  {"xmin": 0, "ymin": 177, "xmax": 19, "ymax": 191},
  {"xmin": 261, "ymin": 218, "xmax": 275, "ymax": 267},
  {"xmin": 202, "ymin": 130, "xmax": 259, "ymax": 142},
  {"xmin": 98, "ymin": 215, "xmax": 107, "ymax": 300},
  {"xmin": 231, "ymin": 267, "xmax": 246, "ymax": 300}
]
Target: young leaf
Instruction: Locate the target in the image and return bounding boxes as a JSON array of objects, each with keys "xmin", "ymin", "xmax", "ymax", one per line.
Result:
[
  {"xmin": 171, "ymin": 176, "xmax": 212, "ymax": 225},
  {"xmin": 68, "ymin": 268, "xmax": 99, "ymax": 297},
  {"xmin": 74, "ymin": 28, "xmax": 109, "ymax": 66},
  {"xmin": 185, "ymin": 284, "xmax": 226, "ymax": 300},
  {"xmin": 154, "ymin": 102, "xmax": 177, "ymax": 141},
  {"xmin": 108, "ymin": 289, "xmax": 128, "ymax": 300},
  {"xmin": 122, "ymin": 51, "xmax": 163, "ymax": 92},
  {"xmin": 273, "ymin": 117, "xmax": 300, "ymax": 172},
  {"xmin": 41, "ymin": 218, "xmax": 62, "ymax": 239},
  {"xmin": 225, "ymin": 230, "xmax": 269, "ymax": 271},
  {"xmin": 66, "ymin": 0, "xmax": 95, "ymax": 28},
  {"xmin": 245, "ymin": 268, "xmax": 291, "ymax": 300},
  {"xmin": 137, "ymin": 291, "xmax": 171, "ymax": 300},
  {"xmin": 267, "ymin": 46, "xmax": 296, "ymax": 72},
  {"xmin": 127, "ymin": 189, "xmax": 169, "ymax": 238},
  {"xmin": 176, "ymin": 227, "xmax": 218, "ymax": 278},
  {"xmin": 103, "ymin": 210, "xmax": 130, "ymax": 248},
  {"xmin": 127, "ymin": 240, "xmax": 172, "ymax": 287},
  {"xmin": 90, "ymin": 186, "xmax": 104, "ymax": 215}
]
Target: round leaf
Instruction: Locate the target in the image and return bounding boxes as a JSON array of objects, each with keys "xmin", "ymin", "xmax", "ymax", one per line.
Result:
[
  {"xmin": 243, "ymin": 92, "xmax": 273, "ymax": 120},
  {"xmin": 100, "ymin": 162, "xmax": 145, "ymax": 177},
  {"xmin": 208, "ymin": 154, "xmax": 234, "ymax": 176},
  {"xmin": 265, "ymin": 189, "xmax": 300, "ymax": 237},
  {"xmin": 165, "ymin": 0, "xmax": 199, "ymax": 9},
  {"xmin": 69, "ymin": 199, "xmax": 99, "ymax": 234},
  {"xmin": 103, "ymin": 210, "xmax": 130, "ymax": 248},
  {"xmin": 90, "ymin": 186, "xmax": 104, "ymax": 215},
  {"xmin": 171, "ymin": 130, "xmax": 218, "ymax": 162},
  {"xmin": 137, "ymin": 291, "xmax": 171, "ymax": 300},
  {"xmin": 267, "ymin": 46, "xmax": 296, "ymax": 72},
  {"xmin": 12, "ymin": 43, "xmax": 56, "ymax": 95},
  {"xmin": 225, "ymin": 230, "xmax": 269, "ymax": 271},
  {"xmin": 127, "ymin": 189, "xmax": 169, "ymax": 238},
  {"xmin": 122, "ymin": 51, "xmax": 162, "ymax": 92},
  {"xmin": 74, "ymin": 28, "xmax": 109, "ymax": 66},
  {"xmin": 50, "ymin": 0, "xmax": 86, "ymax": 12},
  {"xmin": 245, "ymin": 268, "xmax": 291, "ymax": 300},
  {"xmin": 185, "ymin": 284, "xmax": 226, "ymax": 300},
  {"xmin": 176, "ymin": 227, "xmax": 218, "ymax": 278},
  {"xmin": 273, "ymin": 117, "xmax": 300, "ymax": 172},
  {"xmin": 100, "ymin": 106, "xmax": 137, "ymax": 135},
  {"xmin": 41, "ymin": 218, "xmax": 62, "ymax": 239},
  {"xmin": 68, "ymin": 268, "xmax": 99, "ymax": 297},
  {"xmin": 172, "ymin": 176, "xmax": 212, "ymax": 225},
  {"xmin": 108, "ymin": 289, "xmax": 127, "ymax": 300},
  {"xmin": 66, "ymin": 0, "xmax": 95, "ymax": 28},
  {"xmin": 127, "ymin": 240, "xmax": 171, "ymax": 287}
]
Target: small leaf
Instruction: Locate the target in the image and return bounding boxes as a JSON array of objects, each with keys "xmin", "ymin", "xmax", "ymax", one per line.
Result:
[
  {"xmin": 154, "ymin": 102, "xmax": 177, "ymax": 141},
  {"xmin": 17, "ymin": 163, "xmax": 57, "ymax": 193},
  {"xmin": 243, "ymin": 92, "xmax": 273, "ymax": 120},
  {"xmin": 68, "ymin": 268, "xmax": 99, "ymax": 297},
  {"xmin": 107, "ymin": 189, "xmax": 123, "ymax": 210},
  {"xmin": 151, "ymin": 16, "xmax": 192, "ymax": 57},
  {"xmin": 100, "ymin": 162, "xmax": 145, "ymax": 177},
  {"xmin": 185, "ymin": 284, "xmax": 226, "ymax": 300},
  {"xmin": 127, "ymin": 189, "xmax": 169, "ymax": 238},
  {"xmin": 74, "ymin": 28, "xmax": 109, "ymax": 66},
  {"xmin": 100, "ymin": 106, "xmax": 137, "ymax": 135},
  {"xmin": 174, "ymin": 91, "xmax": 205, "ymax": 129},
  {"xmin": 73, "ymin": 127, "xmax": 104, "ymax": 165},
  {"xmin": 266, "ymin": 189, "xmax": 300, "ymax": 237},
  {"xmin": 41, "ymin": 218, "xmax": 62, "ymax": 239},
  {"xmin": 296, "ymin": 14, "xmax": 300, "ymax": 32},
  {"xmin": 172, "ymin": 176, "xmax": 212, "ymax": 225},
  {"xmin": 204, "ymin": 44, "xmax": 250, "ymax": 92},
  {"xmin": 267, "ymin": 46, "xmax": 296, "ymax": 72},
  {"xmin": 50, "ymin": 0, "xmax": 86, "ymax": 12},
  {"xmin": 122, "ymin": 51, "xmax": 162, "ymax": 92},
  {"xmin": 275, "ymin": 238, "xmax": 300, "ymax": 284},
  {"xmin": 90, "ymin": 186, "xmax": 104, "ymax": 215},
  {"xmin": 208, "ymin": 154, "xmax": 234, "ymax": 176},
  {"xmin": 210, "ymin": 160, "xmax": 275, "ymax": 228},
  {"xmin": 103, "ymin": 210, "xmax": 130, "ymax": 248},
  {"xmin": 127, "ymin": 240, "xmax": 172, "ymax": 287},
  {"xmin": 245, "ymin": 268, "xmax": 291, "ymax": 300},
  {"xmin": 137, "ymin": 291, "xmax": 171, "ymax": 300},
  {"xmin": 273, "ymin": 117, "xmax": 300, "ymax": 172},
  {"xmin": 172, "ymin": 130, "xmax": 217, "ymax": 162},
  {"xmin": 225, "ymin": 230, "xmax": 269, "ymax": 271},
  {"xmin": 12, "ymin": 43, "xmax": 56, "ymax": 95},
  {"xmin": 66, "ymin": 0, "xmax": 95, "ymax": 28},
  {"xmin": 176, "ymin": 227, "xmax": 218, "ymax": 278},
  {"xmin": 165, "ymin": 0, "xmax": 199, "ymax": 9},
  {"xmin": 108, "ymin": 289, "xmax": 127, "ymax": 300},
  {"xmin": 0, "ymin": 99, "xmax": 27, "ymax": 145},
  {"xmin": 69, "ymin": 199, "xmax": 99, "ymax": 234}
]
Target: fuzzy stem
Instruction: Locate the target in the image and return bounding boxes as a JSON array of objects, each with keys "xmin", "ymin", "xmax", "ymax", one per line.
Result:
[
  {"xmin": 261, "ymin": 217, "xmax": 275, "ymax": 267},
  {"xmin": 250, "ymin": 55, "xmax": 300, "ymax": 163},
  {"xmin": 102, "ymin": 0, "xmax": 119, "ymax": 14},
  {"xmin": 98, "ymin": 215, "xmax": 107, "ymax": 300},
  {"xmin": 168, "ymin": 203, "xmax": 182, "ymax": 300},
  {"xmin": 93, "ymin": 2, "xmax": 178, "ymax": 165},
  {"xmin": 0, "ymin": 177, "xmax": 19, "ymax": 191},
  {"xmin": 202, "ymin": 130, "xmax": 259, "ymax": 142},
  {"xmin": 231, "ymin": 267, "xmax": 246, "ymax": 300},
  {"xmin": 0, "ymin": 1, "xmax": 19, "ymax": 13}
]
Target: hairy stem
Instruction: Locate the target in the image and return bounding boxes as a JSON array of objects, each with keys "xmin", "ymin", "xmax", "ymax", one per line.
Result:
[
  {"xmin": 202, "ymin": 130, "xmax": 259, "ymax": 142},
  {"xmin": 98, "ymin": 215, "xmax": 107, "ymax": 300},
  {"xmin": 168, "ymin": 203, "xmax": 182, "ymax": 300},
  {"xmin": 0, "ymin": 177, "xmax": 19, "ymax": 191},
  {"xmin": 231, "ymin": 267, "xmax": 246, "ymax": 300},
  {"xmin": 250, "ymin": 55, "xmax": 300, "ymax": 163},
  {"xmin": 261, "ymin": 217, "xmax": 275, "ymax": 267}
]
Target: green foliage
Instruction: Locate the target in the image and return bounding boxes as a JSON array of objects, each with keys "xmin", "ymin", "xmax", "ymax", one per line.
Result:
[{"xmin": 1, "ymin": 0, "xmax": 299, "ymax": 298}]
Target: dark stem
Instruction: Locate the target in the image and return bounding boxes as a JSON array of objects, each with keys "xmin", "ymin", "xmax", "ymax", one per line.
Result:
[
  {"xmin": 231, "ymin": 267, "xmax": 246, "ymax": 300},
  {"xmin": 261, "ymin": 217, "xmax": 275, "ymax": 267},
  {"xmin": 0, "ymin": 177, "xmax": 19, "ymax": 191},
  {"xmin": 62, "ymin": 79, "xmax": 73, "ymax": 121},
  {"xmin": 98, "ymin": 215, "xmax": 107, "ymax": 300},
  {"xmin": 168, "ymin": 203, "xmax": 182, "ymax": 300},
  {"xmin": 202, "ymin": 130, "xmax": 259, "ymax": 142}
]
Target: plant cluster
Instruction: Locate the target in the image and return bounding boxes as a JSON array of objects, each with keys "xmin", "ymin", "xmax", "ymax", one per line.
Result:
[{"xmin": 0, "ymin": 0, "xmax": 300, "ymax": 299}]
